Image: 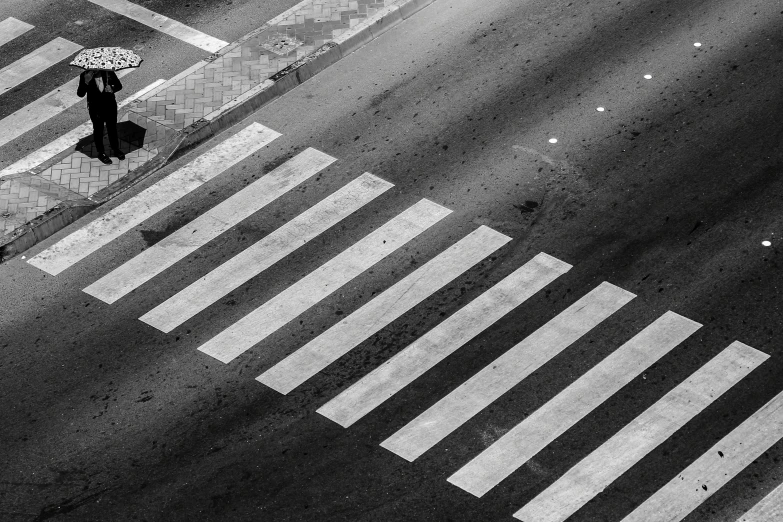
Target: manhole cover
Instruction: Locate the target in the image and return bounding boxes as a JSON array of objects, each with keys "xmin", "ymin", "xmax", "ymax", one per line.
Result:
[{"xmin": 261, "ymin": 36, "xmax": 303, "ymax": 56}]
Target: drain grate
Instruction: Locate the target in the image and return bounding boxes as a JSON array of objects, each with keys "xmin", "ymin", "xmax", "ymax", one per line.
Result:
[{"xmin": 261, "ymin": 36, "xmax": 303, "ymax": 56}]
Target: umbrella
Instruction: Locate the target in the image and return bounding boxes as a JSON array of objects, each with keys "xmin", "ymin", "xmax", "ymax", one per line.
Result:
[{"xmin": 70, "ymin": 47, "xmax": 143, "ymax": 71}]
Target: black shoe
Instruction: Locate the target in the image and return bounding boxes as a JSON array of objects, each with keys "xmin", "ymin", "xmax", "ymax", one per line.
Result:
[
  {"xmin": 98, "ymin": 153, "xmax": 112, "ymax": 165},
  {"xmin": 113, "ymin": 150, "xmax": 126, "ymax": 161}
]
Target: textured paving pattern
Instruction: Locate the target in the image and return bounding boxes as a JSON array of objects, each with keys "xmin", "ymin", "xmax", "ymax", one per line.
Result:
[
  {"xmin": 0, "ymin": 175, "xmax": 81, "ymax": 234},
  {"xmin": 1, "ymin": 0, "xmax": 401, "ymax": 239},
  {"xmin": 127, "ymin": 0, "xmax": 392, "ymax": 130},
  {"xmin": 38, "ymin": 146, "xmax": 159, "ymax": 197}
]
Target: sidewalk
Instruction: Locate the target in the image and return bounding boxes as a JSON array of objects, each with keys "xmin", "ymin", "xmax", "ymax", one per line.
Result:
[{"xmin": 0, "ymin": 0, "xmax": 436, "ymax": 261}]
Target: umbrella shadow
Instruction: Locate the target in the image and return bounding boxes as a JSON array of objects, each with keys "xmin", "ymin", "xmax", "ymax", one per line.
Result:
[{"xmin": 75, "ymin": 120, "xmax": 147, "ymax": 159}]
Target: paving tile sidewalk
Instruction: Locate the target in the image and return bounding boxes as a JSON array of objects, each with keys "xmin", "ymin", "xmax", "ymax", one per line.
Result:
[{"xmin": 0, "ymin": 0, "xmax": 435, "ymax": 257}]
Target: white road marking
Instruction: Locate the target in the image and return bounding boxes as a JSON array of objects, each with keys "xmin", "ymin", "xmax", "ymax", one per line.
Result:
[
  {"xmin": 0, "ymin": 69, "xmax": 136, "ymax": 150},
  {"xmin": 0, "ymin": 78, "xmax": 164, "ymax": 178},
  {"xmin": 621, "ymin": 388, "xmax": 783, "ymax": 522},
  {"xmin": 197, "ymin": 199, "xmax": 452, "ymax": 364},
  {"xmin": 447, "ymin": 311, "xmax": 702, "ymax": 498},
  {"xmin": 316, "ymin": 253, "xmax": 572, "ymax": 428},
  {"xmin": 140, "ymin": 172, "xmax": 393, "ymax": 332},
  {"xmin": 27, "ymin": 123, "xmax": 280, "ymax": 275},
  {"xmin": 737, "ymin": 481, "xmax": 783, "ymax": 521},
  {"xmin": 87, "ymin": 0, "xmax": 228, "ymax": 52},
  {"xmin": 84, "ymin": 147, "xmax": 335, "ymax": 303},
  {"xmin": 514, "ymin": 341, "xmax": 768, "ymax": 522},
  {"xmin": 0, "ymin": 17, "xmax": 34, "ymax": 48},
  {"xmin": 257, "ymin": 226, "xmax": 512, "ymax": 395},
  {"xmin": 0, "ymin": 37, "xmax": 83, "ymax": 95},
  {"xmin": 381, "ymin": 282, "xmax": 636, "ymax": 463}
]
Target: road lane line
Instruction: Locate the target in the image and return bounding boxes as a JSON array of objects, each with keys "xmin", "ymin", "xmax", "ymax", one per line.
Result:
[
  {"xmin": 381, "ymin": 282, "xmax": 636, "ymax": 463},
  {"xmin": 0, "ymin": 37, "xmax": 83, "ymax": 95},
  {"xmin": 0, "ymin": 69, "xmax": 136, "ymax": 150},
  {"xmin": 316, "ymin": 253, "xmax": 573, "ymax": 428},
  {"xmin": 0, "ymin": 78, "xmax": 164, "ymax": 177},
  {"xmin": 447, "ymin": 311, "xmax": 701, "ymax": 498},
  {"xmin": 27, "ymin": 122, "xmax": 280, "ymax": 275},
  {"xmin": 197, "ymin": 199, "xmax": 452, "ymax": 364},
  {"xmin": 257, "ymin": 226, "xmax": 512, "ymax": 395},
  {"xmin": 87, "ymin": 0, "xmax": 228, "ymax": 52},
  {"xmin": 737, "ymin": 481, "xmax": 783, "ymax": 521},
  {"xmin": 84, "ymin": 147, "xmax": 335, "ymax": 303},
  {"xmin": 621, "ymin": 388, "xmax": 783, "ymax": 522},
  {"xmin": 140, "ymin": 173, "xmax": 393, "ymax": 333},
  {"xmin": 514, "ymin": 341, "xmax": 768, "ymax": 522},
  {"xmin": 0, "ymin": 17, "xmax": 34, "ymax": 48}
]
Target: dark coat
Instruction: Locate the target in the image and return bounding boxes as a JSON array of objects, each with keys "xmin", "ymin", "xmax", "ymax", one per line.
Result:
[{"xmin": 77, "ymin": 70, "xmax": 123, "ymax": 107}]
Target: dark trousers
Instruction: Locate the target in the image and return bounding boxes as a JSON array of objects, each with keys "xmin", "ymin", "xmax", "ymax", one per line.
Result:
[{"xmin": 88, "ymin": 97, "xmax": 119, "ymax": 155}]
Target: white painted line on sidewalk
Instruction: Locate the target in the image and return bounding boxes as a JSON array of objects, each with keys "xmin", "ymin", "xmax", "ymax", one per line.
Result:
[
  {"xmin": 84, "ymin": 147, "xmax": 335, "ymax": 303},
  {"xmin": 258, "ymin": 226, "xmax": 512, "ymax": 395},
  {"xmin": 382, "ymin": 282, "xmax": 636, "ymax": 463},
  {"xmin": 737, "ymin": 481, "xmax": 783, "ymax": 521},
  {"xmin": 448, "ymin": 311, "xmax": 701, "ymax": 498},
  {"xmin": 316, "ymin": 253, "xmax": 573, "ymax": 428},
  {"xmin": 197, "ymin": 199, "xmax": 452, "ymax": 364},
  {"xmin": 0, "ymin": 69, "xmax": 136, "ymax": 150},
  {"xmin": 0, "ymin": 77, "xmax": 162, "ymax": 178},
  {"xmin": 27, "ymin": 122, "xmax": 280, "ymax": 275},
  {"xmin": 0, "ymin": 37, "xmax": 83, "ymax": 95},
  {"xmin": 621, "ymin": 388, "xmax": 783, "ymax": 522},
  {"xmin": 514, "ymin": 341, "xmax": 768, "ymax": 522},
  {"xmin": 140, "ymin": 172, "xmax": 393, "ymax": 332},
  {"xmin": 87, "ymin": 0, "xmax": 228, "ymax": 52},
  {"xmin": 0, "ymin": 17, "xmax": 34, "ymax": 48}
]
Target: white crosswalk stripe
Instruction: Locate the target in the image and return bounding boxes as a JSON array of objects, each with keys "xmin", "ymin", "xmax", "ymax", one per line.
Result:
[
  {"xmin": 621, "ymin": 388, "xmax": 783, "ymax": 522},
  {"xmin": 0, "ymin": 17, "xmax": 33, "ymax": 48},
  {"xmin": 737, "ymin": 481, "xmax": 783, "ymax": 521},
  {"xmin": 87, "ymin": 0, "xmax": 228, "ymax": 52},
  {"xmin": 316, "ymin": 253, "xmax": 573, "ymax": 428},
  {"xmin": 0, "ymin": 37, "xmax": 82, "ymax": 95},
  {"xmin": 257, "ymin": 225, "xmax": 512, "ymax": 395},
  {"xmin": 447, "ymin": 311, "xmax": 701, "ymax": 498},
  {"xmin": 381, "ymin": 281, "xmax": 636, "ymax": 463},
  {"xmin": 0, "ymin": 78, "xmax": 165, "ymax": 178},
  {"xmin": 28, "ymin": 123, "xmax": 280, "ymax": 275},
  {"xmin": 197, "ymin": 198, "xmax": 452, "ymax": 364},
  {"xmin": 513, "ymin": 341, "xmax": 768, "ymax": 522},
  {"xmin": 140, "ymin": 172, "xmax": 394, "ymax": 333},
  {"xmin": 83, "ymin": 147, "xmax": 336, "ymax": 303}
]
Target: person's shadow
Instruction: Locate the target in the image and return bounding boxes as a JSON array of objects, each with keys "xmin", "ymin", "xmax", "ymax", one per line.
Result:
[{"xmin": 75, "ymin": 121, "xmax": 147, "ymax": 159}]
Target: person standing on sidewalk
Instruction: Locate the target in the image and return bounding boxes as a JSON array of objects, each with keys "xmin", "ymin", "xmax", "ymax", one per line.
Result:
[{"xmin": 77, "ymin": 69, "xmax": 124, "ymax": 165}]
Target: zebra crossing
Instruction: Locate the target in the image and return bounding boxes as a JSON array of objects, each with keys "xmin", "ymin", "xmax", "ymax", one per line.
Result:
[
  {"xmin": 446, "ymin": 311, "xmax": 702, "ymax": 497},
  {"xmin": 26, "ymin": 120, "xmax": 783, "ymax": 521},
  {"xmin": 515, "ymin": 341, "xmax": 768, "ymax": 522}
]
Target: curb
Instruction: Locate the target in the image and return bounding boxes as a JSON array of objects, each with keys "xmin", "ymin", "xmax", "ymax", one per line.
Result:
[{"xmin": 0, "ymin": 0, "xmax": 437, "ymax": 263}]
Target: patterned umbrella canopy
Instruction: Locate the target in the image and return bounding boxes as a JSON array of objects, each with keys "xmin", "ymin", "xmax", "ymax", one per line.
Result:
[{"xmin": 69, "ymin": 47, "xmax": 143, "ymax": 71}]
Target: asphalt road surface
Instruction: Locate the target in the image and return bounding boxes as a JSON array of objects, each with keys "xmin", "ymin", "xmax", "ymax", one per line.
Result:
[{"xmin": 2, "ymin": 0, "xmax": 783, "ymax": 520}]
